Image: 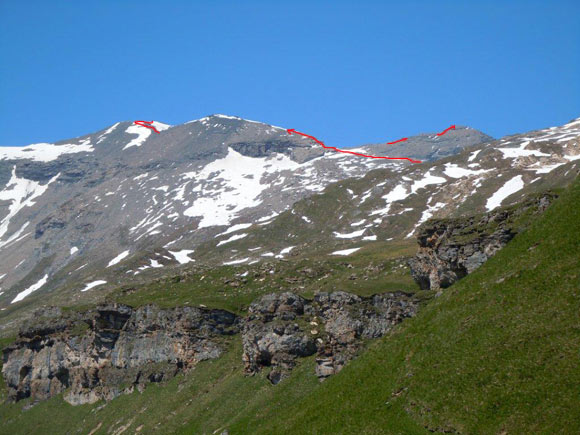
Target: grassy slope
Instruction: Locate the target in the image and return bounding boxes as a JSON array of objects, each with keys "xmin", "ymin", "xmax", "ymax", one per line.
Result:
[
  {"xmin": 0, "ymin": 178, "xmax": 578, "ymax": 434},
  {"xmin": 239, "ymin": 176, "xmax": 580, "ymax": 434},
  {"xmin": 109, "ymin": 240, "xmax": 418, "ymax": 313}
]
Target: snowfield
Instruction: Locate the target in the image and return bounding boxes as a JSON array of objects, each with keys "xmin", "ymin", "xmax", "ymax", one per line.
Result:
[{"xmin": 486, "ymin": 175, "xmax": 525, "ymax": 211}]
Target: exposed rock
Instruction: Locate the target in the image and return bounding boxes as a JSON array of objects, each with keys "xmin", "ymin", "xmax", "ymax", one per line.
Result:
[
  {"xmin": 408, "ymin": 192, "xmax": 557, "ymax": 290},
  {"xmin": 2, "ymin": 290, "xmax": 416, "ymax": 405},
  {"xmin": 242, "ymin": 291, "xmax": 416, "ymax": 382},
  {"xmin": 2, "ymin": 304, "xmax": 239, "ymax": 405}
]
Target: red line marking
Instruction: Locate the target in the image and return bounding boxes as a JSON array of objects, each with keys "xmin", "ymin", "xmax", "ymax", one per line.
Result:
[
  {"xmin": 134, "ymin": 120, "xmax": 160, "ymax": 134},
  {"xmin": 387, "ymin": 137, "xmax": 408, "ymax": 145},
  {"xmin": 436, "ymin": 125, "xmax": 455, "ymax": 136},
  {"xmin": 287, "ymin": 129, "xmax": 422, "ymax": 163}
]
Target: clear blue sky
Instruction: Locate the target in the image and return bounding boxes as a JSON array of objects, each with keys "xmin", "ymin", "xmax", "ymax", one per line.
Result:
[{"xmin": 1, "ymin": 0, "xmax": 579, "ymax": 147}]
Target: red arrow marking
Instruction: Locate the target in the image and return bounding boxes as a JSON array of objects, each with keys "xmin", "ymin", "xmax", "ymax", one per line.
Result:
[
  {"xmin": 134, "ymin": 120, "xmax": 160, "ymax": 134},
  {"xmin": 436, "ymin": 125, "xmax": 455, "ymax": 136},
  {"xmin": 387, "ymin": 137, "xmax": 408, "ymax": 145},
  {"xmin": 287, "ymin": 129, "xmax": 422, "ymax": 163}
]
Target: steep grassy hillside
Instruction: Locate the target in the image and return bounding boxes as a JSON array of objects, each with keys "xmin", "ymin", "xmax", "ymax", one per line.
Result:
[
  {"xmin": 1, "ymin": 177, "xmax": 578, "ymax": 434},
  {"xmin": 237, "ymin": 175, "xmax": 580, "ymax": 434}
]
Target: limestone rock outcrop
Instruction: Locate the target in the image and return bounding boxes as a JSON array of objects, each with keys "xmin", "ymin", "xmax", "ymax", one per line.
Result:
[
  {"xmin": 2, "ymin": 304, "xmax": 238, "ymax": 405},
  {"xmin": 242, "ymin": 291, "xmax": 416, "ymax": 383},
  {"xmin": 2, "ymin": 290, "xmax": 416, "ymax": 405},
  {"xmin": 408, "ymin": 193, "xmax": 556, "ymax": 290}
]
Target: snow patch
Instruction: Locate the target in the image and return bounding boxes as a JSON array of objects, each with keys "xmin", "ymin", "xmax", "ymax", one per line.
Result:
[
  {"xmin": 0, "ymin": 141, "xmax": 94, "ymax": 162},
  {"xmin": 217, "ymin": 233, "xmax": 248, "ymax": 246},
  {"xmin": 486, "ymin": 175, "xmax": 525, "ymax": 211},
  {"xmin": 81, "ymin": 280, "xmax": 107, "ymax": 292},
  {"xmin": 330, "ymin": 248, "xmax": 361, "ymax": 256},
  {"xmin": 183, "ymin": 148, "xmax": 301, "ymax": 228},
  {"xmin": 334, "ymin": 229, "xmax": 366, "ymax": 239},
  {"xmin": 168, "ymin": 249, "xmax": 195, "ymax": 264},
  {"xmin": 12, "ymin": 274, "xmax": 49, "ymax": 303},
  {"xmin": 106, "ymin": 250, "xmax": 130, "ymax": 267},
  {"xmin": 216, "ymin": 223, "xmax": 252, "ymax": 237},
  {"xmin": 223, "ymin": 258, "xmax": 249, "ymax": 265}
]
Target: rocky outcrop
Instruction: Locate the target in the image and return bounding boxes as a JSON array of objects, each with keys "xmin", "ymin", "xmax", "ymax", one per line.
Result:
[
  {"xmin": 242, "ymin": 291, "xmax": 416, "ymax": 383},
  {"xmin": 409, "ymin": 192, "xmax": 557, "ymax": 290},
  {"xmin": 2, "ymin": 304, "xmax": 238, "ymax": 405},
  {"xmin": 2, "ymin": 290, "xmax": 416, "ymax": 405}
]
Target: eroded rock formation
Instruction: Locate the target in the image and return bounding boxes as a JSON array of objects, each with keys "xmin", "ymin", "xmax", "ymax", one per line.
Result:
[
  {"xmin": 242, "ymin": 291, "xmax": 416, "ymax": 383},
  {"xmin": 2, "ymin": 304, "xmax": 238, "ymax": 405},
  {"xmin": 408, "ymin": 192, "xmax": 556, "ymax": 290},
  {"xmin": 2, "ymin": 290, "xmax": 417, "ymax": 405}
]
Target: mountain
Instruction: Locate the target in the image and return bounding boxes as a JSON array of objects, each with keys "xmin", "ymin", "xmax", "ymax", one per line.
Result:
[
  {"xmin": 360, "ymin": 125, "xmax": 493, "ymax": 161},
  {"xmin": 0, "ymin": 115, "xmax": 490, "ymax": 317},
  {"xmin": 0, "ymin": 115, "xmax": 579, "ymax": 433},
  {"xmin": 187, "ymin": 117, "xmax": 580, "ymax": 266},
  {"xmin": 1, "ymin": 160, "xmax": 579, "ymax": 434}
]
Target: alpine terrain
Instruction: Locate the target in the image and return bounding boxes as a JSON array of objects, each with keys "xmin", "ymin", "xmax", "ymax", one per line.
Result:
[{"xmin": 0, "ymin": 114, "xmax": 579, "ymax": 434}]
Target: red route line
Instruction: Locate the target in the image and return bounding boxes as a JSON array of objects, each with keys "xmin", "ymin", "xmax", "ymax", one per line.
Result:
[
  {"xmin": 287, "ymin": 128, "xmax": 423, "ymax": 163},
  {"xmin": 437, "ymin": 125, "xmax": 456, "ymax": 136},
  {"xmin": 134, "ymin": 120, "xmax": 160, "ymax": 134}
]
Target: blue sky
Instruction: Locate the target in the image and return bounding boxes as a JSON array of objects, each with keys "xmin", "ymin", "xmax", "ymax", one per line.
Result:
[{"xmin": 1, "ymin": 0, "xmax": 579, "ymax": 147}]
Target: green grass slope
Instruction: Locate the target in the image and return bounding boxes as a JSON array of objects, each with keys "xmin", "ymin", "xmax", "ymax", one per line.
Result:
[{"xmin": 240, "ymin": 176, "xmax": 580, "ymax": 434}]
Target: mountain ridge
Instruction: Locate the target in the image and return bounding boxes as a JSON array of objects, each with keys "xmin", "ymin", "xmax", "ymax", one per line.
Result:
[{"xmin": 0, "ymin": 115, "xmax": 577, "ymax": 328}]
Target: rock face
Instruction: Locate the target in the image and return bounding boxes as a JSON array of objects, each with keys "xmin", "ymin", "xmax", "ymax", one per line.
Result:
[
  {"xmin": 2, "ymin": 290, "xmax": 416, "ymax": 405},
  {"xmin": 242, "ymin": 291, "xmax": 416, "ymax": 383},
  {"xmin": 2, "ymin": 304, "xmax": 238, "ymax": 405},
  {"xmin": 408, "ymin": 193, "xmax": 557, "ymax": 290}
]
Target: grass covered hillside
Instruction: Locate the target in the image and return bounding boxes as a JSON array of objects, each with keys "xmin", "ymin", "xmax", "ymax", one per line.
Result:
[
  {"xmin": 0, "ymin": 176, "xmax": 578, "ymax": 434},
  {"xmin": 242, "ymin": 175, "xmax": 580, "ymax": 434}
]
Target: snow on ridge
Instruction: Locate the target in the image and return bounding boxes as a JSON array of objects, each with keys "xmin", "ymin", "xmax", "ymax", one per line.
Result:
[
  {"xmin": 97, "ymin": 122, "xmax": 120, "ymax": 143},
  {"xmin": 485, "ymin": 175, "xmax": 525, "ymax": 211},
  {"xmin": 123, "ymin": 121, "xmax": 171, "ymax": 150},
  {"xmin": 11, "ymin": 274, "xmax": 49, "ymax": 303},
  {"xmin": 0, "ymin": 141, "xmax": 94, "ymax": 162},
  {"xmin": 185, "ymin": 114, "xmax": 285, "ymax": 130},
  {"xmin": 106, "ymin": 250, "xmax": 130, "ymax": 267}
]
